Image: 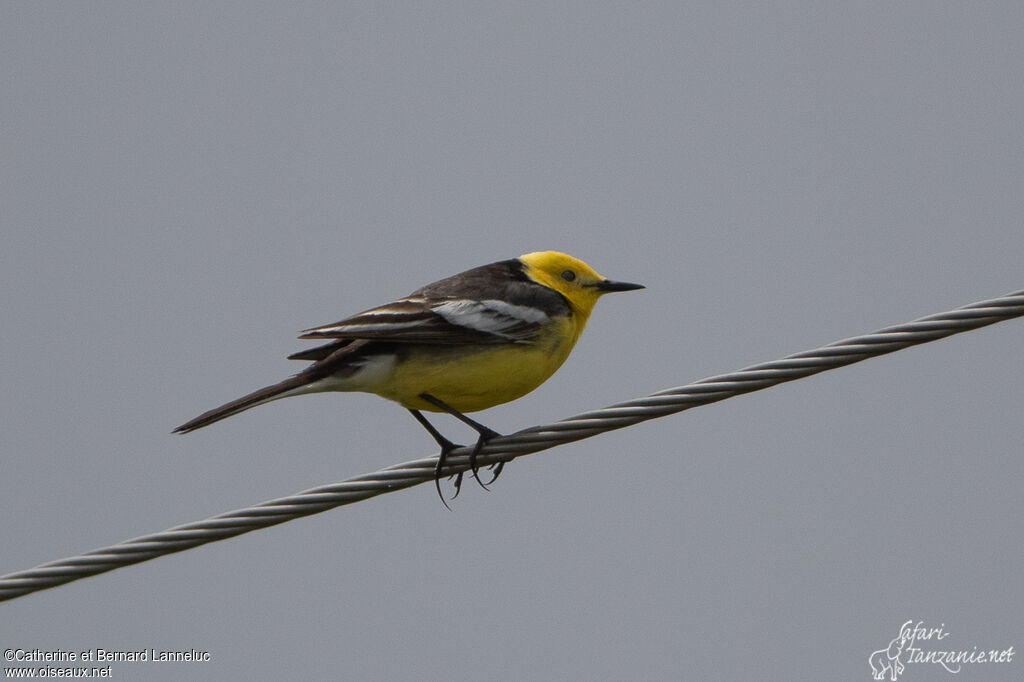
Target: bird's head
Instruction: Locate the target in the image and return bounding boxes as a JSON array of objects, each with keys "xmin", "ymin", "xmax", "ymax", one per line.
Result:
[{"xmin": 518, "ymin": 251, "xmax": 644, "ymax": 319}]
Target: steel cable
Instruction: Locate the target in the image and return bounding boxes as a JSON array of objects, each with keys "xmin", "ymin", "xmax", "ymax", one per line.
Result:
[{"xmin": 1, "ymin": 289, "xmax": 1021, "ymax": 602}]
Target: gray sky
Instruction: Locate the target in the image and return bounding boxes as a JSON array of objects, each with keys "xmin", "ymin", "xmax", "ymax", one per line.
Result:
[{"xmin": 2, "ymin": 3, "xmax": 1022, "ymax": 680}]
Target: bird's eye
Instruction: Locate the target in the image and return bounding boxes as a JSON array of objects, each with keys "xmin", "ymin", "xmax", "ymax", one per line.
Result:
[{"xmin": 561, "ymin": 270, "xmax": 576, "ymax": 282}]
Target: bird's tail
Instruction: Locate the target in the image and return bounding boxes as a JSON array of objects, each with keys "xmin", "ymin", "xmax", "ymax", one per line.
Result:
[{"xmin": 173, "ymin": 374, "xmax": 316, "ymax": 433}]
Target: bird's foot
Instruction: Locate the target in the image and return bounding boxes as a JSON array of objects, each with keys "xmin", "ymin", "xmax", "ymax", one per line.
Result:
[{"xmin": 468, "ymin": 427, "xmax": 501, "ymax": 490}]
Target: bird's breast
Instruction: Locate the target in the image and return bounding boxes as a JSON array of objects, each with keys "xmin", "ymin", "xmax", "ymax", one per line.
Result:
[{"xmin": 373, "ymin": 318, "xmax": 580, "ymax": 412}]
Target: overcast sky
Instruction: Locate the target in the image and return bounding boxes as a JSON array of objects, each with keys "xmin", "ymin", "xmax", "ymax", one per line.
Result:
[{"xmin": 3, "ymin": 3, "xmax": 1022, "ymax": 680}]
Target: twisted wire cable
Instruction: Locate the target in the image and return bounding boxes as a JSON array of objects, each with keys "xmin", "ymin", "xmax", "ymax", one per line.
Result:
[{"xmin": 2, "ymin": 289, "xmax": 1021, "ymax": 603}]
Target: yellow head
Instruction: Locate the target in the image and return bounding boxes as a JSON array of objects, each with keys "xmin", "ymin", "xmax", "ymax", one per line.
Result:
[{"xmin": 518, "ymin": 251, "xmax": 644, "ymax": 321}]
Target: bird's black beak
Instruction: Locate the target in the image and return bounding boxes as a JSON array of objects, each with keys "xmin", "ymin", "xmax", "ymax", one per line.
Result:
[{"xmin": 592, "ymin": 279, "xmax": 645, "ymax": 293}]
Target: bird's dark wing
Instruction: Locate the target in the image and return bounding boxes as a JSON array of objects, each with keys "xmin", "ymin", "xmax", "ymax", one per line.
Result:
[{"xmin": 297, "ymin": 260, "xmax": 570, "ymax": 346}]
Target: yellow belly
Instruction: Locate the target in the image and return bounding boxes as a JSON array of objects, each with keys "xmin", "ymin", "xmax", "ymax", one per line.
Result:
[{"xmin": 371, "ymin": 322, "xmax": 579, "ymax": 412}]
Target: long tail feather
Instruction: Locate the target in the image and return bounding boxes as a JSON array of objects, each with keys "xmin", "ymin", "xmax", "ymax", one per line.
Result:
[{"xmin": 173, "ymin": 375, "xmax": 314, "ymax": 433}]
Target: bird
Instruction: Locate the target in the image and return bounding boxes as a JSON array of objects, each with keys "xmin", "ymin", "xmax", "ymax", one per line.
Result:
[{"xmin": 174, "ymin": 251, "xmax": 644, "ymax": 504}]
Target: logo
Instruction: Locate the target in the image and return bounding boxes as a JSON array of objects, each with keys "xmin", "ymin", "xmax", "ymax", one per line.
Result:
[{"xmin": 869, "ymin": 620, "xmax": 1015, "ymax": 680}]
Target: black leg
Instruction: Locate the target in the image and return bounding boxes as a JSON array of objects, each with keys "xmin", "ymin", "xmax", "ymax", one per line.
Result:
[
  {"xmin": 408, "ymin": 409, "xmax": 461, "ymax": 510},
  {"xmin": 417, "ymin": 393, "xmax": 502, "ymax": 489}
]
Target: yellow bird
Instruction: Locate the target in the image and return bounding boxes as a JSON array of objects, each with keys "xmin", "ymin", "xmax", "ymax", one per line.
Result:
[{"xmin": 175, "ymin": 251, "xmax": 643, "ymax": 502}]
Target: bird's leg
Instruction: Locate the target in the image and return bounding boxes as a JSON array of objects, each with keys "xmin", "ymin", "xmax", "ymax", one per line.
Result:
[
  {"xmin": 417, "ymin": 393, "xmax": 503, "ymax": 490},
  {"xmin": 408, "ymin": 409, "xmax": 462, "ymax": 509}
]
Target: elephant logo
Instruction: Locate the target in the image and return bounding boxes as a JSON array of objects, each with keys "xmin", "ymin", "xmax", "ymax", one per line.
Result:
[{"xmin": 869, "ymin": 634, "xmax": 906, "ymax": 680}]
